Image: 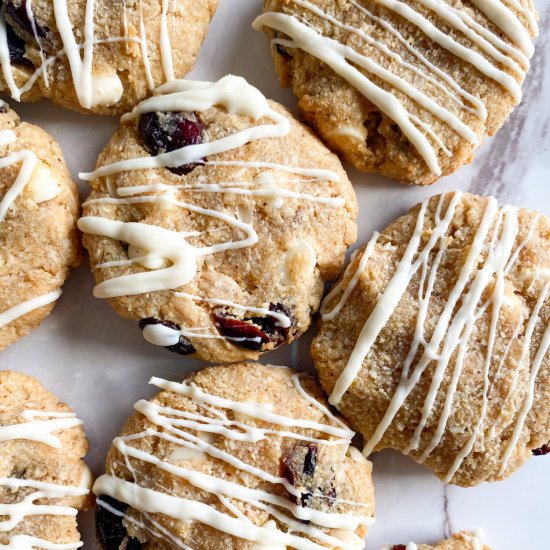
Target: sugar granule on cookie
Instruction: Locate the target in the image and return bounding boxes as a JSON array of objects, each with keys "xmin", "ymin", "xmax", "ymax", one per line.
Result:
[
  {"xmin": 78, "ymin": 75, "xmax": 357, "ymax": 363},
  {"xmin": 254, "ymin": 0, "xmax": 538, "ymax": 185},
  {"xmin": 0, "ymin": 101, "xmax": 80, "ymax": 351},
  {"xmin": 0, "ymin": 371, "xmax": 92, "ymax": 548},
  {"xmin": 0, "ymin": 0, "xmax": 219, "ymax": 114},
  {"xmin": 93, "ymin": 363, "xmax": 375, "ymax": 548},
  {"xmin": 312, "ymin": 191, "xmax": 550, "ymax": 487}
]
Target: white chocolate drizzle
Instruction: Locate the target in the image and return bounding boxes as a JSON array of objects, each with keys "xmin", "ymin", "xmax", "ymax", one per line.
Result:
[
  {"xmin": 77, "ymin": 76, "xmax": 346, "ymax": 350},
  {"xmin": 0, "ymin": 409, "xmax": 80, "ymax": 447},
  {"xmin": 0, "ymin": 409, "xmax": 88, "ymax": 548},
  {"xmin": 0, "ymin": 290, "xmax": 62, "ymax": 331},
  {"xmin": 253, "ymin": 0, "xmax": 536, "ymax": 174},
  {"xmin": 320, "ymin": 191, "xmax": 549, "ymax": 481},
  {"xmin": 93, "ymin": 373, "xmax": 374, "ymax": 549},
  {"xmin": 0, "ymin": 0, "xmax": 179, "ymax": 109}
]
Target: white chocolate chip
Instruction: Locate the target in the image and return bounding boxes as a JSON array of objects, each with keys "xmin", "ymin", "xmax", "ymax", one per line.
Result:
[
  {"xmin": 91, "ymin": 73, "xmax": 124, "ymax": 107},
  {"xmin": 281, "ymin": 239, "xmax": 317, "ymax": 285},
  {"xmin": 169, "ymin": 446, "xmax": 207, "ymax": 463},
  {"xmin": 25, "ymin": 162, "xmax": 61, "ymax": 204},
  {"xmin": 255, "ymin": 171, "xmax": 284, "ymax": 209},
  {"xmin": 128, "ymin": 244, "xmax": 169, "ymax": 270},
  {"xmin": 347, "ymin": 446, "xmax": 369, "ymax": 465}
]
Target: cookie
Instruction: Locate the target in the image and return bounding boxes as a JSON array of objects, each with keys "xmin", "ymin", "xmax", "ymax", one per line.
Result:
[
  {"xmin": 254, "ymin": 0, "xmax": 538, "ymax": 185},
  {"xmin": 93, "ymin": 362, "xmax": 375, "ymax": 549},
  {"xmin": 0, "ymin": 0, "xmax": 219, "ymax": 114},
  {"xmin": 0, "ymin": 101, "xmax": 80, "ymax": 351},
  {"xmin": 78, "ymin": 75, "xmax": 357, "ymax": 363},
  {"xmin": 385, "ymin": 532, "xmax": 490, "ymax": 550},
  {"xmin": 0, "ymin": 371, "xmax": 92, "ymax": 548},
  {"xmin": 311, "ymin": 191, "xmax": 550, "ymax": 487}
]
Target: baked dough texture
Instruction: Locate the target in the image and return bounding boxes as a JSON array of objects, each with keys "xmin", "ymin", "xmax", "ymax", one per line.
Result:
[
  {"xmin": 312, "ymin": 192, "xmax": 550, "ymax": 487},
  {"xmin": 256, "ymin": 0, "xmax": 538, "ymax": 185},
  {"xmin": 0, "ymin": 102, "xmax": 80, "ymax": 350},
  {"xmin": 1, "ymin": 0, "xmax": 219, "ymax": 114},
  {"xmin": 93, "ymin": 363, "xmax": 376, "ymax": 549},
  {"xmin": 0, "ymin": 370, "xmax": 92, "ymax": 547}
]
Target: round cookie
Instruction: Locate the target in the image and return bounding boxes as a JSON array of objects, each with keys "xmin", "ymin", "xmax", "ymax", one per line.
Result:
[
  {"xmin": 254, "ymin": 0, "xmax": 538, "ymax": 185},
  {"xmin": 386, "ymin": 532, "xmax": 490, "ymax": 550},
  {"xmin": 0, "ymin": 370, "xmax": 92, "ymax": 548},
  {"xmin": 93, "ymin": 362, "xmax": 376, "ymax": 549},
  {"xmin": 311, "ymin": 191, "xmax": 550, "ymax": 487},
  {"xmin": 0, "ymin": 0, "xmax": 219, "ymax": 115},
  {"xmin": 78, "ymin": 75, "xmax": 357, "ymax": 363},
  {"xmin": 0, "ymin": 101, "xmax": 80, "ymax": 351}
]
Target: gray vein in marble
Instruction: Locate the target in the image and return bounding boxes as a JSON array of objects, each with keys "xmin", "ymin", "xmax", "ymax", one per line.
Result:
[{"xmin": 443, "ymin": 484, "xmax": 453, "ymax": 539}]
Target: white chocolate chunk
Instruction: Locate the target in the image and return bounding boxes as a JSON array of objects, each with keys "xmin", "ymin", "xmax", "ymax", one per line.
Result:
[
  {"xmin": 128, "ymin": 244, "xmax": 169, "ymax": 270},
  {"xmin": 281, "ymin": 239, "xmax": 317, "ymax": 285},
  {"xmin": 90, "ymin": 74, "xmax": 124, "ymax": 108},
  {"xmin": 25, "ymin": 162, "xmax": 61, "ymax": 204}
]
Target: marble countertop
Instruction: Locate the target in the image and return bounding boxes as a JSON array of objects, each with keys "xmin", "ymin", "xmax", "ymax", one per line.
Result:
[{"xmin": 2, "ymin": 0, "xmax": 549, "ymax": 548}]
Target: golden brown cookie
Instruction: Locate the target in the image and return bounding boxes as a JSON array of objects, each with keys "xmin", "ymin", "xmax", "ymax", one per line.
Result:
[
  {"xmin": 254, "ymin": 0, "xmax": 538, "ymax": 185},
  {"xmin": 0, "ymin": 371, "xmax": 92, "ymax": 548},
  {"xmin": 78, "ymin": 76, "xmax": 357, "ymax": 363},
  {"xmin": 385, "ymin": 531, "xmax": 491, "ymax": 549},
  {"xmin": 0, "ymin": 0, "xmax": 219, "ymax": 114},
  {"xmin": 312, "ymin": 191, "xmax": 550, "ymax": 487},
  {"xmin": 93, "ymin": 363, "xmax": 376, "ymax": 549},
  {"xmin": 0, "ymin": 101, "xmax": 80, "ymax": 350}
]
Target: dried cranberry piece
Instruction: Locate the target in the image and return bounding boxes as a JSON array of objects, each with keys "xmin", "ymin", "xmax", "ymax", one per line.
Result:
[
  {"xmin": 392, "ymin": 546, "xmax": 407, "ymax": 550},
  {"xmin": 139, "ymin": 318, "xmax": 196, "ymax": 356},
  {"xmin": 214, "ymin": 303, "xmax": 292, "ymax": 351},
  {"xmin": 138, "ymin": 111, "xmax": 206, "ymax": 175},
  {"xmin": 533, "ymin": 444, "xmax": 550, "ymax": 456},
  {"xmin": 281, "ymin": 443, "xmax": 327, "ymax": 513},
  {"xmin": 6, "ymin": 23, "xmax": 32, "ymax": 66},
  {"xmin": 5, "ymin": 0, "xmax": 48, "ymax": 40},
  {"xmin": 96, "ymin": 495, "xmax": 142, "ymax": 550},
  {"xmin": 213, "ymin": 315, "xmax": 270, "ymax": 351},
  {"xmin": 281, "ymin": 459, "xmax": 300, "ymax": 507},
  {"xmin": 303, "ymin": 444, "xmax": 317, "ymax": 476}
]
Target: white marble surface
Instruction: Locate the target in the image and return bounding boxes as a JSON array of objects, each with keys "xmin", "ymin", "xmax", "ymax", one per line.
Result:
[{"xmin": 1, "ymin": 1, "xmax": 549, "ymax": 548}]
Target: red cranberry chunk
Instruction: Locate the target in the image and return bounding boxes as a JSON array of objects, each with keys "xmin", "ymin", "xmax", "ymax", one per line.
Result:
[
  {"xmin": 6, "ymin": 23, "xmax": 32, "ymax": 66},
  {"xmin": 138, "ymin": 111, "xmax": 206, "ymax": 175},
  {"xmin": 281, "ymin": 443, "xmax": 335, "ymax": 514},
  {"xmin": 213, "ymin": 315, "xmax": 270, "ymax": 351},
  {"xmin": 392, "ymin": 546, "xmax": 407, "ymax": 550},
  {"xmin": 533, "ymin": 444, "xmax": 550, "ymax": 456},
  {"xmin": 303, "ymin": 444, "xmax": 317, "ymax": 476},
  {"xmin": 214, "ymin": 303, "xmax": 292, "ymax": 351}
]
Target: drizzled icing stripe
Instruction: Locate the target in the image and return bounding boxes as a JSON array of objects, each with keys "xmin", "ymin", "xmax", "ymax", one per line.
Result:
[
  {"xmin": 0, "ymin": 409, "xmax": 81, "ymax": 447},
  {"xmin": 0, "ymin": 409, "xmax": 88, "ymax": 549},
  {"xmin": 320, "ymin": 192, "xmax": 549, "ymax": 480},
  {"xmin": 0, "ymin": 290, "xmax": 62, "ymax": 331},
  {"xmin": 78, "ymin": 76, "xmax": 346, "ymax": 348},
  {"xmin": 0, "ymin": 0, "xmax": 179, "ymax": 109},
  {"xmin": 253, "ymin": 0, "xmax": 535, "ymax": 174},
  {"xmin": 93, "ymin": 374, "xmax": 373, "ymax": 549}
]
